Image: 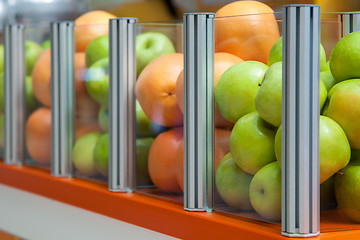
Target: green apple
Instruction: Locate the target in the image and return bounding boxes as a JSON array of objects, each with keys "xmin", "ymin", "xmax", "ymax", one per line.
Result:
[
  {"xmin": 320, "ymin": 175, "xmax": 337, "ymax": 210},
  {"xmin": 136, "ymin": 137, "xmax": 154, "ymax": 186},
  {"xmin": 249, "ymin": 161, "xmax": 281, "ymax": 221},
  {"xmin": 255, "ymin": 61, "xmax": 327, "ymax": 127},
  {"xmin": 0, "ymin": 74, "xmax": 38, "ymax": 113},
  {"xmin": 215, "ymin": 61, "xmax": 268, "ymax": 123},
  {"xmin": 0, "ymin": 44, "xmax": 3, "ymax": 73},
  {"xmin": 94, "ymin": 132, "xmax": 109, "ymax": 177},
  {"xmin": 41, "ymin": 40, "xmax": 51, "ymax": 50},
  {"xmin": 323, "ymin": 61, "xmax": 330, "ymax": 72},
  {"xmin": 275, "ymin": 116, "xmax": 351, "ymax": 184},
  {"xmin": 267, "ymin": 36, "xmax": 327, "ymax": 71},
  {"xmin": 72, "ymin": 131, "xmax": 102, "ymax": 176},
  {"xmin": 329, "ymin": 31, "xmax": 360, "ymax": 82},
  {"xmin": 325, "ymin": 79, "xmax": 360, "ymax": 149},
  {"xmin": 335, "ymin": 158, "xmax": 360, "ymax": 223},
  {"xmin": 136, "ymin": 100, "xmax": 167, "ymax": 137},
  {"xmin": 320, "ymin": 70, "xmax": 336, "ymax": 92},
  {"xmin": 25, "ymin": 40, "xmax": 43, "ymax": 75},
  {"xmin": 98, "ymin": 105, "xmax": 108, "ymax": 132},
  {"xmin": 215, "ymin": 153, "xmax": 253, "ymax": 211},
  {"xmin": 136, "ymin": 32, "xmax": 175, "ymax": 76},
  {"xmin": 229, "ymin": 112, "xmax": 276, "ymax": 175},
  {"xmin": 85, "ymin": 58, "xmax": 109, "ymax": 107},
  {"xmin": 86, "ymin": 35, "xmax": 109, "ymax": 68}
]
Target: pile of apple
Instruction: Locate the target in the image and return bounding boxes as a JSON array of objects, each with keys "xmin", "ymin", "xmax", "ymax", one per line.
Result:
[{"xmin": 212, "ymin": 1, "xmax": 360, "ymax": 224}]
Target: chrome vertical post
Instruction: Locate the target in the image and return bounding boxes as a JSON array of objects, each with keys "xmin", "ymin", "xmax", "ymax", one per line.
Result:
[
  {"xmin": 109, "ymin": 17, "xmax": 137, "ymax": 192},
  {"xmin": 282, "ymin": 4, "xmax": 320, "ymax": 237},
  {"xmin": 51, "ymin": 21, "xmax": 75, "ymax": 177},
  {"xmin": 183, "ymin": 13, "xmax": 215, "ymax": 211},
  {"xmin": 4, "ymin": 24, "xmax": 25, "ymax": 165}
]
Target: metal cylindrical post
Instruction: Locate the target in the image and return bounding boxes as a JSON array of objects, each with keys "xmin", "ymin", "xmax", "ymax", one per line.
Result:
[
  {"xmin": 282, "ymin": 4, "xmax": 320, "ymax": 237},
  {"xmin": 183, "ymin": 13, "xmax": 215, "ymax": 212},
  {"xmin": 340, "ymin": 12, "xmax": 360, "ymax": 37},
  {"xmin": 4, "ymin": 24, "xmax": 25, "ymax": 165},
  {"xmin": 109, "ymin": 17, "xmax": 137, "ymax": 192},
  {"xmin": 51, "ymin": 21, "xmax": 75, "ymax": 177}
]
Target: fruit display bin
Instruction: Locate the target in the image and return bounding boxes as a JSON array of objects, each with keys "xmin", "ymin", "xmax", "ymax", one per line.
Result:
[
  {"xmin": 134, "ymin": 21, "xmax": 183, "ymax": 202},
  {"xmin": 1, "ymin": 4, "xmax": 360, "ymax": 239}
]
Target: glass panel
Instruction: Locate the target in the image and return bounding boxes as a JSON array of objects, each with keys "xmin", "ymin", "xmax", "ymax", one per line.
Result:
[
  {"xmin": 71, "ymin": 23, "xmax": 108, "ymax": 183},
  {"xmin": 24, "ymin": 26, "xmax": 52, "ymax": 169},
  {"xmin": 213, "ymin": 12, "xmax": 282, "ymax": 224},
  {"xmin": 319, "ymin": 13, "xmax": 360, "ymax": 232},
  {"xmin": 0, "ymin": 31, "xmax": 4, "ymax": 160},
  {"xmin": 134, "ymin": 21, "xmax": 183, "ymax": 203}
]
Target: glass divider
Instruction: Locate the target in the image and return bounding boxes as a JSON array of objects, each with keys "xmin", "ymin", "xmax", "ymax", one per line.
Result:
[
  {"xmin": 109, "ymin": 17, "xmax": 137, "ymax": 192},
  {"xmin": 50, "ymin": 21, "xmax": 75, "ymax": 177},
  {"xmin": 183, "ymin": 13, "xmax": 215, "ymax": 212},
  {"xmin": 281, "ymin": 4, "xmax": 320, "ymax": 237},
  {"xmin": 4, "ymin": 24, "xmax": 26, "ymax": 165}
]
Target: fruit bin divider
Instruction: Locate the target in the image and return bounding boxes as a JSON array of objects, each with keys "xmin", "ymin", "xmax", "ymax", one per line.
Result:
[{"xmin": 4, "ymin": 24, "xmax": 26, "ymax": 165}]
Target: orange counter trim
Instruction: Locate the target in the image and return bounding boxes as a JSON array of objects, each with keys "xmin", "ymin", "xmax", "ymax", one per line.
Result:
[{"xmin": 1, "ymin": 162, "xmax": 360, "ymax": 240}]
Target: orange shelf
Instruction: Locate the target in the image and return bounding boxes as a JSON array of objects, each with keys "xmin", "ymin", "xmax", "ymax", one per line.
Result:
[{"xmin": 0, "ymin": 161, "xmax": 360, "ymax": 240}]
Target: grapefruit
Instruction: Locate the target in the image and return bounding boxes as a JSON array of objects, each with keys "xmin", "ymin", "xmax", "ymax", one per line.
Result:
[
  {"xmin": 215, "ymin": 1, "xmax": 280, "ymax": 64},
  {"xmin": 26, "ymin": 107, "xmax": 51, "ymax": 164},
  {"xmin": 136, "ymin": 53, "xmax": 183, "ymax": 127},
  {"xmin": 148, "ymin": 127, "xmax": 183, "ymax": 193},
  {"xmin": 175, "ymin": 52, "xmax": 243, "ymax": 128},
  {"xmin": 75, "ymin": 10, "xmax": 116, "ymax": 52}
]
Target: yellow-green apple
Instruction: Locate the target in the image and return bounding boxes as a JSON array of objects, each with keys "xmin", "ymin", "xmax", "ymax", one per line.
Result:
[
  {"xmin": 230, "ymin": 111, "xmax": 276, "ymax": 175},
  {"xmin": 25, "ymin": 40, "xmax": 43, "ymax": 75},
  {"xmin": 267, "ymin": 36, "xmax": 327, "ymax": 71},
  {"xmin": 320, "ymin": 175, "xmax": 337, "ymax": 210},
  {"xmin": 325, "ymin": 79, "xmax": 360, "ymax": 149},
  {"xmin": 335, "ymin": 156, "xmax": 360, "ymax": 223},
  {"xmin": 255, "ymin": 61, "xmax": 327, "ymax": 127},
  {"xmin": 320, "ymin": 70, "xmax": 336, "ymax": 92},
  {"xmin": 136, "ymin": 137, "xmax": 154, "ymax": 186},
  {"xmin": 136, "ymin": 32, "xmax": 175, "ymax": 76},
  {"xmin": 215, "ymin": 153, "xmax": 253, "ymax": 211},
  {"xmin": 85, "ymin": 58, "xmax": 109, "ymax": 107},
  {"xmin": 215, "ymin": 61, "xmax": 268, "ymax": 123},
  {"xmin": 329, "ymin": 31, "xmax": 360, "ymax": 82},
  {"xmin": 94, "ymin": 132, "xmax": 109, "ymax": 177},
  {"xmin": 72, "ymin": 131, "xmax": 102, "ymax": 176},
  {"xmin": 41, "ymin": 40, "xmax": 50, "ymax": 50},
  {"xmin": 275, "ymin": 116, "xmax": 351, "ymax": 184},
  {"xmin": 85, "ymin": 35, "xmax": 109, "ymax": 68},
  {"xmin": 249, "ymin": 161, "xmax": 281, "ymax": 221}
]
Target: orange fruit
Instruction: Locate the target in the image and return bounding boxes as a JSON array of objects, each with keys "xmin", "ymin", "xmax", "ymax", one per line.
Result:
[
  {"xmin": 148, "ymin": 127, "xmax": 183, "ymax": 193},
  {"xmin": 175, "ymin": 128, "xmax": 231, "ymax": 191},
  {"xmin": 75, "ymin": 116, "xmax": 102, "ymax": 140},
  {"xmin": 175, "ymin": 52, "xmax": 243, "ymax": 128},
  {"xmin": 75, "ymin": 10, "xmax": 116, "ymax": 52},
  {"xmin": 32, "ymin": 50, "xmax": 100, "ymax": 117},
  {"xmin": 32, "ymin": 49, "xmax": 51, "ymax": 107},
  {"xmin": 136, "ymin": 53, "xmax": 184, "ymax": 127},
  {"xmin": 215, "ymin": 1, "xmax": 280, "ymax": 64},
  {"xmin": 26, "ymin": 107, "xmax": 51, "ymax": 164}
]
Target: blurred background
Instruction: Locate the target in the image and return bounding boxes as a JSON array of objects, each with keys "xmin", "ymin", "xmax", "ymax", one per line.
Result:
[{"xmin": 0, "ymin": 0, "xmax": 359, "ymax": 29}]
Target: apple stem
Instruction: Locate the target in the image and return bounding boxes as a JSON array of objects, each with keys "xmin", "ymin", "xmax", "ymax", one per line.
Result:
[
  {"xmin": 258, "ymin": 83, "xmax": 262, "ymax": 86},
  {"xmin": 336, "ymin": 171, "xmax": 345, "ymax": 176}
]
